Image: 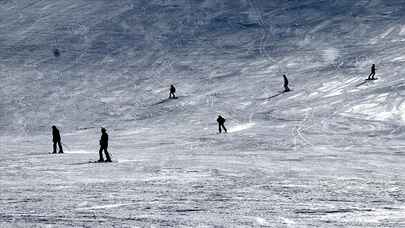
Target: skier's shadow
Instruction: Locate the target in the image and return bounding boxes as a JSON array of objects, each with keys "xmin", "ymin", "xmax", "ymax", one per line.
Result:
[
  {"xmin": 355, "ymin": 81, "xmax": 368, "ymax": 87},
  {"xmin": 68, "ymin": 161, "xmax": 111, "ymax": 165},
  {"xmin": 152, "ymin": 96, "xmax": 183, "ymax": 106},
  {"xmin": 355, "ymin": 78, "xmax": 378, "ymax": 87},
  {"xmin": 68, "ymin": 161, "xmax": 93, "ymax": 166},
  {"xmin": 267, "ymin": 90, "xmax": 291, "ymax": 100},
  {"xmin": 255, "ymin": 90, "xmax": 291, "ymax": 101},
  {"xmin": 267, "ymin": 92, "xmax": 284, "ymax": 99}
]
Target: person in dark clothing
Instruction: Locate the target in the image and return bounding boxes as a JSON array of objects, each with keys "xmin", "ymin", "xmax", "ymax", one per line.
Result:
[
  {"xmin": 53, "ymin": 48, "xmax": 60, "ymax": 57},
  {"xmin": 217, "ymin": 115, "xmax": 227, "ymax": 134},
  {"xmin": 98, "ymin": 127, "xmax": 112, "ymax": 162},
  {"xmin": 169, "ymin": 85, "xmax": 176, "ymax": 99},
  {"xmin": 52, "ymin": 125, "xmax": 63, "ymax": 154},
  {"xmin": 368, "ymin": 64, "xmax": 376, "ymax": 80},
  {"xmin": 283, "ymin": 74, "xmax": 290, "ymax": 92}
]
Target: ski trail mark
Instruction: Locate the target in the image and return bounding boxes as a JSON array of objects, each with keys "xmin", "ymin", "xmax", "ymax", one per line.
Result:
[{"xmin": 76, "ymin": 203, "xmax": 136, "ymax": 211}]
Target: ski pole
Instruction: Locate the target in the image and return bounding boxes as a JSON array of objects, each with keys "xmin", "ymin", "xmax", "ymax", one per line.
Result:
[{"xmin": 62, "ymin": 142, "xmax": 71, "ymax": 151}]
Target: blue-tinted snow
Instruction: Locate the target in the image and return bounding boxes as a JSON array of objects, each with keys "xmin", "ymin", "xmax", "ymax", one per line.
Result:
[{"xmin": 1, "ymin": 0, "xmax": 405, "ymax": 226}]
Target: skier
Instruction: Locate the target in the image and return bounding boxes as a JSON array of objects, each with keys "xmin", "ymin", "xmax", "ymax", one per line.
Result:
[
  {"xmin": 53, "ymin": 48, "xmax": 60, "ymax": 57},
  {"xmin": 52, "ymin": 126, "xmax": 63, "ymax": 154},
  {"xmin": 368, "ymin": 64, "xmax": 376, "ymax": 80},
  {"xmin": 98, "ymin": 127, "xmax": 112, "ymax": 162},
  {"xmin": 217, "ymin": 115, "xmax": 227, "ymax": 134},
  {"xmin": 169, "ymin": 84, "xmax": 176, "ymax": 99},
  {"xmin": 283, "ymin": 74, "xmax": 290, "ymax": 92}
]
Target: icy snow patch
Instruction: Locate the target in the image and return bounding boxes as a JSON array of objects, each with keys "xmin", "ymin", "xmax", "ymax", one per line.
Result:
[
  {"xmin": 117, "ymin": 159, "xmax": 138, "ymax": 163},
  {"xmin": 280, "ymin": 217, "xmax": 296, "ymax": 225},
  {"xmin": 399, "ymin": 25, "xmax": 405, "ymax": 36},
  {"xmin": 321, "ymin": 206, "xmax": 405, "ymax": 224},
  {"xmin": 370, "ymin": 26, "xmax": 396, "ymax": 44},
  {"xmin": 345, "ymin": 103, "xmax": 389, "ymax": 121},
  {"xmin": 400, "ymin": 102, "xmax": 405, "ymax": 122},
  {"xmin": 229, "ymin": 123, "xmax": 255, "ymax": 133},
  {"xmin": 317, "ymin": 78, "xmax": 357, "ymax": 98},
  {"xmin": 76, "ymin": 203, "xmax": 135, "ymax": 211},
  {"xmin": 254, "ymin": 217, "xmax": 269, "ymax": 226},
  {"xmin": 392, "ymin": 56, "xmax": 405, "ymax": 62},
  {"xmin": 344, "ymin": 95, "xmax": 405, "ymax": 122},
  {"xmin": 288, "ymin": 92, "xmax": 306, "ymax": 100},
  {"xmin": 322, "ymin": 47, "xmax": 339, "ymax": 63},
  {"xmin": 65, "ymin": 150, "xmax": 94, "ymax": 154}
]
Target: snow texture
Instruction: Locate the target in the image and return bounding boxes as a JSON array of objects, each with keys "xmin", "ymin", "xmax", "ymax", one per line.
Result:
[{"xmin": 1, "ymin": 0, "xmax": 405, "ymax": 227}]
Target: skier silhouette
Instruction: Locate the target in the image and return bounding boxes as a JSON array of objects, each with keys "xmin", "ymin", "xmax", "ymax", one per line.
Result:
[
  {"xmin": 368, "ymin": 64, "xmax": 376, "ymax": 80},
  {"xmin": 53, "ymin": 48, "xmax": 60, "ymax": 57},
  {"xmin": 169, "ymin": 85, "xmax": 176, "ymax": 99},
  {"xmin": 98, "ymin": 128, "xmax": 112, "ymax": 162},
  {"xmin": 283, "ymin": 75, "xmax": 290, "ymax": 92},
  {"xmin": 52, "ymin": 126, "xmax": 63, "ymax": 154},
  {"xmin": 217, "ymin": 115, "xmax": 227, "ymax": 134}
]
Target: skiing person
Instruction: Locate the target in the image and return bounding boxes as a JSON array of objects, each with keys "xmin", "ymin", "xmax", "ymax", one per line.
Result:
[
  {"xmin": 52, "ymin": 125, "xmax": 63, "ymax": 154},
  {"xmin": 98, "ymin": 127, "xmax": 112, "ymax": 162},
  {"xmin": 368, "ymin": 64, "xmax": 376, "ymax": 80},
  {"xmin": 53, "ymin": 48, "xmax": 60, "ymax": 57},
  {"xmin": 283, "ymin": 74, "xmax": 290, "ymax": 92},
  {"xmin": 169, "ymin": 84, "xmax": 176, "ymax": 99},
  {"xmin": 217, "ymin": 115, "xmax": 227, "ymax": 134}
]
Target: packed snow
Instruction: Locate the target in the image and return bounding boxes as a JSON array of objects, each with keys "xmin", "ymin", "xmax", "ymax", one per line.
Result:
[{"xmin": 1, "ymin": 0, "xmax": 405, "ymax": 227}]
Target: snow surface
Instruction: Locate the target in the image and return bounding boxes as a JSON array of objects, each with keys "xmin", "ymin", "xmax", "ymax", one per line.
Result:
[{"xmin": 1, "ymin": 0, "xmax": 405, "ymax": 227}]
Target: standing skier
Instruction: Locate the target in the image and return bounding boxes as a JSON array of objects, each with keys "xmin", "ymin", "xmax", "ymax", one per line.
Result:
[
  {"xmin": 98, "ymin": 127, "xmax": 112, "ymax": 162},
  {"xmin": 368, "ymin": 64, "xmax": 376, "ymax": 80},
  {"xmin": 283, "ymin": 75, "xmax": 290, "ymax": 92},
  {"xmin": 52, "ymin": 126, "xmax": 63, "ymax": 154},
  {"xmin": 217, "ymin": 115, "xmax": 227, "ymax": 134},
  {"xmin": 53, "ymin": 48, "xmax": 60, "ymax": 57},
  {"xmin": 169, "ymin": 84, "xmax": 176, "ymax": 99}
]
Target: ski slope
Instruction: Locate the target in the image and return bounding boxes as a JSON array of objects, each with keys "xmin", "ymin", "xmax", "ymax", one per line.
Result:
[{"xmin": 1, "ymin": 0, "xmax": 405, "ymax": 226}]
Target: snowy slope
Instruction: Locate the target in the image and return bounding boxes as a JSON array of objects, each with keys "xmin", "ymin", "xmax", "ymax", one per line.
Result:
[
  {"xmin": 1, "ymin": 0, "xmax": 405, "ymax": 134},
  {"xmin": 1, "ymin": 0, "xmax": 405, "ymax": 227}
]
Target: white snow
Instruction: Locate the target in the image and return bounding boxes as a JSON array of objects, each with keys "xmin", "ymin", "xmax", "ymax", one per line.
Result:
[
  {"xmin": 65, "ymin": 150, "xmax": 94, "ymax": 154},
  {"xmin": 254, "ymin": 217, "xmax": 269, "ymax": 226},
  {"xmin": 322, "ymin": 47, "xmax": 340, "ymax": 63},
  {"xmin": 76, "ymin": 203, "xmax": 136, "ymax": 211},
  {"xmin": 228, "ymin": 123, "xmax": 255, "ymax": 133},
  {"xmin": 280, "ymin": 217, "xmax": 296, "ymax": 225},
  {"xmin": 344, "ymin": 95, "xmax": 405, "ymax": 123},
  {"xmin": 1, "ymin": 0, "xmax": 405, "ymax": 227},
  {"xmin": 369, "ymin": 26, "xmax": 396, "ymax": 44}
]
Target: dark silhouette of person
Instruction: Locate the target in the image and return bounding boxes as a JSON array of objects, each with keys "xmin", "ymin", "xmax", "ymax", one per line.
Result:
[
  {"xmin": 52, "ymin": 126, "xmax": 63, "ymax": 154},
  {"xmin": 217, "ymin": 115, "xmax": 227, "ymax": 134},
  {"xmin": 169, "ymin": 85, "xmax": 176, "ymax": 99},
  {"xmin": 283, "ymin": 75, "xmax": 290, "ymax": 92},
  {"xmin": 368, "ymin": 64, "xmax": 376, "ymax": 80},
  {"xmin": 98, "ymin": 128, "xmax": 112, "ymax": 162},
  {"xmin": 53, "ymin": 48, "xmax": 60, "ymax": 57}
]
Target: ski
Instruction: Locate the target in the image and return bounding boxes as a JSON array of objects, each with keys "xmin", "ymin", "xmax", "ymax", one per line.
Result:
[{"xmin": 88, "ymin": 160, "xmax": 115, "ymax": 163}]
